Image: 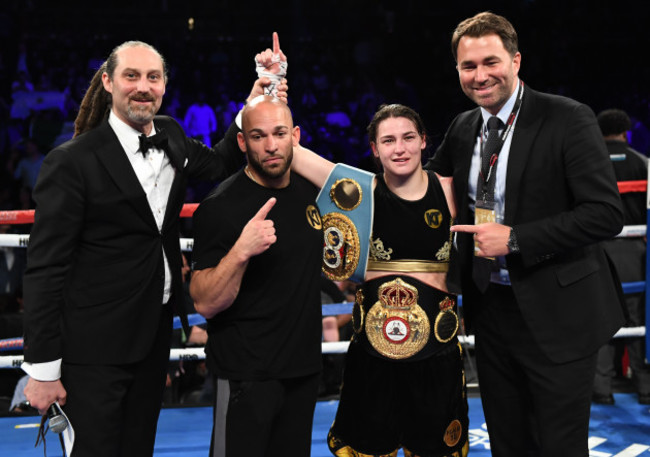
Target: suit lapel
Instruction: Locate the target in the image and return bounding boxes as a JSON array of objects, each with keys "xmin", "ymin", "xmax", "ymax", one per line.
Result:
[
  {"xmin": 158, "ymin": 119, "xmax": 186, "ymax": 231},
  {"xmin": 94, "ymin": 121, "xmax": 159, "ymax": 230},
  {"xmin": 504, "ymin": 89, "xmax": 542, "ymax": 225}
]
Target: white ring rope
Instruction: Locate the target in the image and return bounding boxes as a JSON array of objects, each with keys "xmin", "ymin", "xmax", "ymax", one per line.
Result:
[
  {"xmin": 1, "ymin": 222, "xmax": 647, "ymax": 369},
  {"xmin": 1, "ymin": 328, "xmax": 647, "ymax": 369},
  {"xmin": 0, "ymin": 225, "xmax": 646, "ymax": 251}
]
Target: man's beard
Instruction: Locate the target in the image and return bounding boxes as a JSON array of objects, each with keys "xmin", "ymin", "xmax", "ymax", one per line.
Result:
[
  {"xmin": 126, "ymin": 103, "xmax": 156, "ymax": 124},
  {"xmin": 247, "ymin": 149, "xmax": 293, "ymax": 180}
]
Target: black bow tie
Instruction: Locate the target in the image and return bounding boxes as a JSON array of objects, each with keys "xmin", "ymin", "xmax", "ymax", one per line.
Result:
[{"xmin": 138, "ymin": 129, "xmax": 168, "ymax": 156}]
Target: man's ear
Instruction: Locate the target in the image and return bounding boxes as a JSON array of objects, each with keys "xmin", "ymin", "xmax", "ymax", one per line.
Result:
[
  {"xmin": 292, "ymin": 126, "xmax": 301, "ymax": 146},
  {"xmin": 237, "ymin": 132, "xmax": 247, "ymax": 153},
  {"xmin": 101, "ymin": 73, "xmax": 112, "ymax": 93}
]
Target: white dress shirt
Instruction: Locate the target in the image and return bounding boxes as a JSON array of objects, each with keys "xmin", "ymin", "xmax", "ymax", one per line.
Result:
[{"xmin": 468, "ymin": 79, "xmax": 523, "ymax": 223}]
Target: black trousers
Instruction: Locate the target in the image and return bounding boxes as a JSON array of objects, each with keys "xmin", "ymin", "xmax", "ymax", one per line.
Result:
[
  {"xmin": 474, "ymin": 284, "xmax": 597, "ymax": 457},
  {"xmin": 61, "ymin": 305, "xmax": 173, "ymax": 457},
  {"xmin": 210, "ymin": 372, "xmax": 320, "ymax": 457}
]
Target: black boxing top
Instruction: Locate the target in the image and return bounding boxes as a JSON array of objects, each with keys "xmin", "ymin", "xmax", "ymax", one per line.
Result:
[{"xmin": 368, "ymin": 171, "xmax": 452, "ymax": 271}]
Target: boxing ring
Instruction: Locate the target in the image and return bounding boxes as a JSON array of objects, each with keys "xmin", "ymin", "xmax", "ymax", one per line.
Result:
[
  {"xmin": 0, "ymin": 181, "xmax": 650, "ymax": 456},
  {"xmin": 0, "ymin": 179, "xmax": 648, "ymax": 369}
]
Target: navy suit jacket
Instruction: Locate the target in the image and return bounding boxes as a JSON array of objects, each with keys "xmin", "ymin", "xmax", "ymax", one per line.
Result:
[
  {"xmin": 23, "ymin": 115, "xmax": 243, "ymax": 365},
  {"xmin": 427, "ymin": 87, "xmax": 625, "ymax": 363}
]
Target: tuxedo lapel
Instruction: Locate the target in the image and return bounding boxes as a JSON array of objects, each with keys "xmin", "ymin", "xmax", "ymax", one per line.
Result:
[
  {"xmin": 93, "ymin": 122, "xmax": 159, "ymax": 230},
  {"xmin": 159, "ymin": 121, "xmax": 187, "ymax": 231},
  {"xmin": 504, "ymin": 90, "xmax": 542, "ymax": 225}
]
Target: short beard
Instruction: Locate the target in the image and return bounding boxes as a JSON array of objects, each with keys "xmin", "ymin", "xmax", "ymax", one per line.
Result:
[
  {"xmin": 126, "ymin": 104, "xmax": 156, "ymax": 124},
  {"xmin": 247, "ymin": 150, "xmax": 293, "ymax": 180}
]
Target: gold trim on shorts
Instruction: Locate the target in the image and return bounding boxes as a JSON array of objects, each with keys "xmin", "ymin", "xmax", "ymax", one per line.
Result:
[{"xmin": 328, "ymin": 429, "xmax": 398, "ymax": 457}]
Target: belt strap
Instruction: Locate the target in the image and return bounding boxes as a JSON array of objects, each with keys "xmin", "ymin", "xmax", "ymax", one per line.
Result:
[{"xmin": 316, "ymin": 163, "xmax": 374, "ymax": 282}]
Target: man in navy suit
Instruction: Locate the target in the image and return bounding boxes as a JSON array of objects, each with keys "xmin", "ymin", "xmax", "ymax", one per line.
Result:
[
  {"xmin": 21, "ymin": 39, "xmax": 286, "ymax": 456},
  {"xmin": 426, "ymin": 12, "xmax": 625, "ymax": 457}
]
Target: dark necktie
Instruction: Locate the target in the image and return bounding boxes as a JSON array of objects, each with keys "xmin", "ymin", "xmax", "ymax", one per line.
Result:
[
  {"xmin": 472, "ymin": 116, "xmax": 504, "ymax": 293},
  {"xmin": 476, "ymin": 116, "xmax": 504, "ymax": 203},
  {"xmin": 138, "ymin": 129, "xmax": 168, "ymax": 156}
]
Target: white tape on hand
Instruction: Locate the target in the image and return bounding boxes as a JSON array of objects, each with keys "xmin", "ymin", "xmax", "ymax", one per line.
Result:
[{"xmin": 255, "ymin": 54, "xmax": 288, "ymax": 98}]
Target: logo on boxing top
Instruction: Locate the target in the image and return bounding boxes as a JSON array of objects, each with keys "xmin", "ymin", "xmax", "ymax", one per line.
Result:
[
  {"xmin": 305, "ymin": 205, "xmax": 322, "ymax": 230},
  {"xmin": 424, "ymin": 209, "xmax": 443, "ymax": 228}
]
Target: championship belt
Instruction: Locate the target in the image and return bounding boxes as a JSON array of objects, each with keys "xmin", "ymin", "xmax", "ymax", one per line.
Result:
[
  {"xmin": 357, "ymin": 275, "xmax": 459, "ymax": 361},
  {"xmin": 365, "ymin": 278, "xmax": 431, "ymax": 360},
  {"xmin": 316, "ymin": 163, "xmax": 374, "ymax": 282}
]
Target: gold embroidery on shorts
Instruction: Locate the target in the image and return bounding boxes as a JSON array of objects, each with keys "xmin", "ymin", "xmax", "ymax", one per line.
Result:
[{"xmin": 444, "ymin": 419, "xmax": 463, "ymax": 447}]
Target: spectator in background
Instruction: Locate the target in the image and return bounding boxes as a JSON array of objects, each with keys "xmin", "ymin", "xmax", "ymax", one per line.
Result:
[
  {"xmin": 593, "ymin": 108, "xmax": 650, "ymax": 405},
  {"xmin": 0, "ymin": 224, "xmax": 26, "ymax": 308},
  {"xmin": 11, "ymin": 71, "xmax": 34, "ymax": 94},
  {"xmin": 12, "ymin": 139, "xmax": 44, "ymax": 190},
  {"xmin": 184, "ymin": 91, "xmax": 217, "ymax": 147}
]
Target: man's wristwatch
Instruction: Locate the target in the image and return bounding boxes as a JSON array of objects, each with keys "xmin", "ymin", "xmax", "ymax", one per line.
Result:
[{"xmin": 507, "ymin": 227, "xmax": 520, "ymax": 253}]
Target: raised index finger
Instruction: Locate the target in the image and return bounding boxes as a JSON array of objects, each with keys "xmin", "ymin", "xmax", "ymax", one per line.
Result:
[
  {"xmin": 272, "ymin": 32, "xmax": 281, "ymax": 56},
  {"xmin": 450, "ymin": 224, "xmax": 479, "ymax": 233},
  {"xmin": 253, "ymin": 197, "xmax": 277, "ymax": 221}
]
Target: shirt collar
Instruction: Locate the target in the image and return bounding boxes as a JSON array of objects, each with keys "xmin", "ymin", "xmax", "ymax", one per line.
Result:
[
  {"xmin": 108, "ymin": 110, "xmax": 158, "ymax": 155},
  {"xmin": 480, "ymin": 78, "xmax": 521, "ymax": 128}
]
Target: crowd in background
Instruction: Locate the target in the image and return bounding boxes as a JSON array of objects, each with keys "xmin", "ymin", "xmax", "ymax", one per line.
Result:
[{"xmin": 1, "ymin": 0, "xmax": 650, "ymax": 411}]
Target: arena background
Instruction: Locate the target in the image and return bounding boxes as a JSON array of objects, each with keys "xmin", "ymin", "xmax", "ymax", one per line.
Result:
[{"xmin": 1, "ymin": 1, "xmax": 650, "ymax": 456}]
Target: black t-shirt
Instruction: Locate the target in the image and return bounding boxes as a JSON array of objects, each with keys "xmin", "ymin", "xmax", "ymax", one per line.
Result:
[{"xmin": 192, "ymin": 170, "xmax": 323, "ymax": 380}]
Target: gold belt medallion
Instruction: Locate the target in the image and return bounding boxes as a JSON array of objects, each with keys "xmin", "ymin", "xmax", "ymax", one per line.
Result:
[
  {"xmin": 352, "ymin": 289, "xmax": 365, "ymax": 334},
  {"xmin": 434, "ymin": 296, "xmax": 459, "ymax": 343},
  {"xmin": 365, "ymin": 278, "xmax": 430, "ymax": 359},
  {"xmin": 322, "ymin": 212, "xmax": 361, "ymax": 281}
]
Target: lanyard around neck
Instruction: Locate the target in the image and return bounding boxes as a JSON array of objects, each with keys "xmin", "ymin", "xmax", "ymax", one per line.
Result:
[{"xmin": 479, "ymin": 80, "xmax": 525, "ymax": 189}]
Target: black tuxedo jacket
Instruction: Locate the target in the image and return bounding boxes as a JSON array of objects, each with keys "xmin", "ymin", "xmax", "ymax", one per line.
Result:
[
  {"xmin": 23, "ymin": 115, "xmax": 243, "ymax": 365},
  {"xmin": 427, "ymin": 87, "xmax": 625, "ymax": 363}
]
